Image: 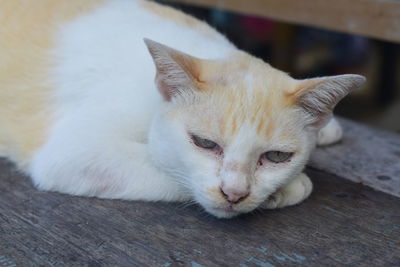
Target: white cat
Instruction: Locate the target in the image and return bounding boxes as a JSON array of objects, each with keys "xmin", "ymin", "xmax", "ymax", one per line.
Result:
[{"xmin": 0, "ymin": 0, "xmax": 364, "ymax": 218}]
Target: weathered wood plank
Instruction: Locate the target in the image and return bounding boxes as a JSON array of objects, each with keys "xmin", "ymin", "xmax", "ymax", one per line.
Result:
[
  {"xmin": 0, "ymin": 158, "xmax": 399, "ymax": 266},
  {"xmin": 163, "ymin": 0, "xmax": 400, "ymax": 43},
  {"xmin": 310, "ymin": 117, "xmax": 400, "ymax": 198}
]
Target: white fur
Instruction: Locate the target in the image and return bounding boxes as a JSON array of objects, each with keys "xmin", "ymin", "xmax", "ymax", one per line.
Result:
[
  {"xmin": 31, "ymin": 0, "xmax": 234, "ymax": 201},
  {"xmin": 317, "ymin": 117, "xmax": 343, "ymax": 146},
  {"xmin": 261, "ymin": 173, "xmax": 313, "ymax": 209},
  {"xmin": 28, "ymin": 0, "xmax": 356, "ymax": 218}
]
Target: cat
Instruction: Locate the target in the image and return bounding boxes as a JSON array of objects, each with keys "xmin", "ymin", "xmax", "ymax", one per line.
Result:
[{"xmin": 0, "ymin": 0, "xmax": 364, "ymax": 218}]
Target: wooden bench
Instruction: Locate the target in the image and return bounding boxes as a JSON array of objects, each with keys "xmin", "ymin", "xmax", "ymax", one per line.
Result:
[
  {"xmin": 164, "ymin": 0, "xmax": 400, "ymax": 43},
  {"xmin": 1, "ymin": 118, "xmax": 399, "ymax": 266},
  {"xmin": 1, "ymin": 1, "xmax": 400, "ymax": 265}
]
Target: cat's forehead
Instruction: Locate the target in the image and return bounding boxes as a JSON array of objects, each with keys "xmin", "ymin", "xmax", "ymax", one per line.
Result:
[
  {"xmin": 202, "ymin": 56, "xmax": 299, "ymax": 140},
  {"xmin": 202, "ymin": 52, "xmax": 294, "ymax": 90}
]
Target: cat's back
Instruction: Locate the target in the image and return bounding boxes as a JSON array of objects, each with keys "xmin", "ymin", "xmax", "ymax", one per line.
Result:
[
  {"xmin": 0, "ymin": 0, "xmax": 234, "ymax": 168},
  {"xmin": 0, "ymin": 0, "xmax": 106, "ymax": 167}
]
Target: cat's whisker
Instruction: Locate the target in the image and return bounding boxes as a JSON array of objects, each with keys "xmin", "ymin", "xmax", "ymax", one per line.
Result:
[{"xmin": 177, "ymin": 200, "xmax": 198, "ymax": 210}]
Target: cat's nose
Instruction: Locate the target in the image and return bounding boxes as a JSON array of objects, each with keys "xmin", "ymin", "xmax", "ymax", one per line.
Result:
[{"xmin": 220, "ymin": 186, "xmax": 249, "ymax": 204}]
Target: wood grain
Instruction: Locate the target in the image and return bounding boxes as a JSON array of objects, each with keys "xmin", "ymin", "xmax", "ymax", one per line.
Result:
[
  {"xmin": 0, "ymin": 158, "xmax": 399, "ymax": 266},
  {"xmin": 163, "ymin": 0, "xmax": 400, "ymax": 43},
  {"xmin": 310, "ymin": 117, "xmax": 400, "ymax": 198}
]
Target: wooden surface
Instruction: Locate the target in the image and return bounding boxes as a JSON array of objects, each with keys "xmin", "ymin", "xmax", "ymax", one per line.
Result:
[
  {"xmin": 1, "ymin": 159, "xmax": 400, "ymax": 266},
  {"xmin": 310, "ymin": 118, "xmax": 400, "ymax": 198},
  {"xmin": 164, "ymin": 0, "xmax": 400, "ymax": 43}
]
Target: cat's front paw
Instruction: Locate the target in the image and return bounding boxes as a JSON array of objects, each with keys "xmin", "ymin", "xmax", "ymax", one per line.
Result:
[
  {"xmin": 262, "ymin": 173, "xmax": 313, "ymax": 209},
  {"xmin": 317, "ymin": 117, "xmax": 343, "ymax": 146}
]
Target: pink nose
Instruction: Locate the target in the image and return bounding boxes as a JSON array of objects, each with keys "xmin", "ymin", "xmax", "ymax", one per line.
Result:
[{"xmin": 220, "ymin": 187, "xmax": 249, "ymax": 204}]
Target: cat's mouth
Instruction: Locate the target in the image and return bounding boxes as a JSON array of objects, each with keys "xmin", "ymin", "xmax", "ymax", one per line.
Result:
[{"xmin": 198, "ymin": 190, "xmax": 257, "ymax": 218}]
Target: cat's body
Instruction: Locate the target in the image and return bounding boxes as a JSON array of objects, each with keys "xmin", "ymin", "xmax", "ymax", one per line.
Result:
[
  {"xmin": 0, "ymin": 0, "xmax": 230, "ymax": 167},
  {"xmin": 0, "ymin": 0, "xmax": 364, "ymax": 218}
]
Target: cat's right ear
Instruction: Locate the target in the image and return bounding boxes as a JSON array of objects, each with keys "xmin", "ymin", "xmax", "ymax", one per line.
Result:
[
  {"xmin": 144, "ymin": 38, "xmax": 203, "ymax": 101},
  {"xmin": 289, "ymin": 74, "xmax": 366, "ymax": 128}
]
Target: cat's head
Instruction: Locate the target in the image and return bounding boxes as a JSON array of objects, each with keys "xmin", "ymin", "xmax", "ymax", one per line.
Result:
[{"xmin": 144, "ymin": 39, "xmax": 365, "ymax": 218}]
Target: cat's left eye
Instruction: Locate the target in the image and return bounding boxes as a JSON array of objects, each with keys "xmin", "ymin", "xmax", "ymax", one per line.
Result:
[
  {"xmin": 262, "ymin": 151, "xmax": 293, "ymax": 163},
  {"xmin": 191, "ymin": 135, "xmax": 221, "ymax": 151}
]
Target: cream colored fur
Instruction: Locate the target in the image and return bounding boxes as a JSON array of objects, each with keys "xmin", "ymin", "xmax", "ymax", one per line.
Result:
[
  {"xmin": 0, "ymin": 0, "xmax": 365, "ymax": 218},
  {"xmin": 0, "ymin": 0, "xmax": 104, "ymax": 168}
]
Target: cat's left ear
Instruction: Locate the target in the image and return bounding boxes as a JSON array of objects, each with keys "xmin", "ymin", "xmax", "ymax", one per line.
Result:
[
  {"xmin": 290, "ymin": 74, "xmax": 366, "ymax": 128},
  {"xmin": 144, "ymin": 38, "xmax": 203, "ymax": 101}
]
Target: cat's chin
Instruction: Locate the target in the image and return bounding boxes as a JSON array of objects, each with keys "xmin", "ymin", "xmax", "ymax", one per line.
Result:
[
  {"xmin": 197, "ymin": 197, "xmax": 260, "ymax": 218},
  {"xmin": 207, "ymin": 207, "xmax": 241, "ymax": 219},
  {"xmin": 203, "ymin": 204, "xmax": 254, "ymax": 218}
]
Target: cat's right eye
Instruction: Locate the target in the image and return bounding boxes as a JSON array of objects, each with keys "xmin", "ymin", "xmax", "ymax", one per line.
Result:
[
  {"xmin": 261, "ymin": 151, "xmax": 293, "ymax": 164},
  {"xmin": 191, "ymin": 135, "xmax": 221, "ymax": 152}
]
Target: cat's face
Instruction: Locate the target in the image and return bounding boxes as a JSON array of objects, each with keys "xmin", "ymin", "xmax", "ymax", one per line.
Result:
[{"xmin": 145, "ymin": 39, "xmax": 365, "ymax": 218}]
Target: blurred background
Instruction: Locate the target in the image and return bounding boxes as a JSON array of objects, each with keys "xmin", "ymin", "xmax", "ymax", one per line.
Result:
[{"xmin": 157, "ymin": 0, "xmax": 400, "ymax": 134}]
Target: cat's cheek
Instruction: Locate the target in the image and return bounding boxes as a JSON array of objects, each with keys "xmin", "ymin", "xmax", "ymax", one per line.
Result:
[
  {"xmin": 188, "ymin": 144, "xmax": 224, "ymax": 185},
  {"xmin": 186, "ymin": 160, "xmax": 225, "ymax": 209}
]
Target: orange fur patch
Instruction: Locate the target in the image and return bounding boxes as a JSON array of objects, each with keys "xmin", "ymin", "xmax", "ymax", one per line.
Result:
[
  {"xmin": 0, "ymin": 0, "xmax": 104, "ymax": 168},
  {"xmin": 194, "ymin": 52, "xmax": 298, "ymax": 140},
  {"xmin": 285, "ymin": 78, "xmax": 326, "ymax": 105},
  {"xmin": 207, "ymin": 187, "xmax": 223, "ymax": 200}
]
